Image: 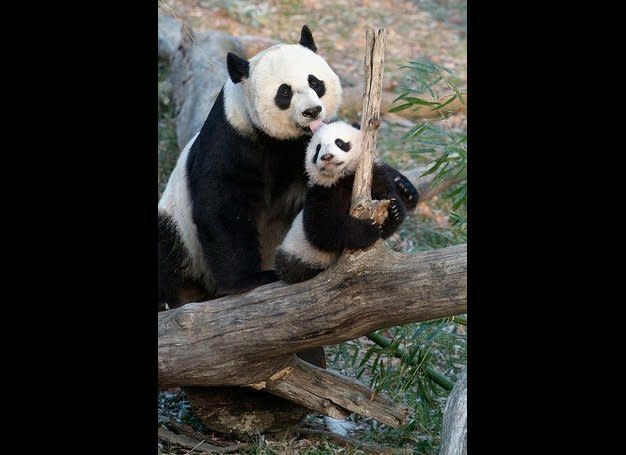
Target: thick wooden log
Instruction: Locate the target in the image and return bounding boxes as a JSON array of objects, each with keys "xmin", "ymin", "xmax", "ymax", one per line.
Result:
[
  {"xmin": 261, "ymin": 355, "xmax": 409, "ymax": 427},
  {"xmin": 158, "ymin": 243, "xmax": 466, "ymax": 387},
  {"xmin": 158, "ymin": 427, "xmax": 243, "ymax": 453},
  {"xmin": 183, "ymin": 386, "xmax": 310, "ymax": 439}
]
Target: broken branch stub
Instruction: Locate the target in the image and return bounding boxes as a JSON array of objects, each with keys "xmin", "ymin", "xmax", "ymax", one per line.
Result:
[{"xmin": 351, "ymin": 27, "xmax": 388, "ymax": 223}]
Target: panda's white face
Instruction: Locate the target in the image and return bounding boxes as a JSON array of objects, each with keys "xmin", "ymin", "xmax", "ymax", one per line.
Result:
[
  {"xmin": 305, "ymin": 121, "xmax": 363, "ymax": 187},
  {"xmin": 245, "ymin": 44, "xmax": 342, "ymax": 140},
  {"xmin": 224, "ymin": 35, "xmax": 342, "ymax": 140}
]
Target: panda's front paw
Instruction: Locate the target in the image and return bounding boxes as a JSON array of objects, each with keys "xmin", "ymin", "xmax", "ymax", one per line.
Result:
[
  {"xmin": 379, "ymin": 197, "xmax": 407, "ymax": 239},
  {"xmin": 370, "ymin": 219, "xmax": 384, "ymax": 236},
  {"xmin": 348, "ymin": 220, "xmax": 381, "ymax": 249},
  {"xmin": 388, "ymin": 198, "xmax": 403, "ymax": 223},
  {"xmin": 393, "ymin": 175, "xmax": 419, "ymax": 210}
]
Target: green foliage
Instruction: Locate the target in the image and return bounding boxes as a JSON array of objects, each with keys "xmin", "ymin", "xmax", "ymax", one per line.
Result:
[
  {"xmin": 393, "ymin": 58, "xmax": 467, "ymax": 242},
  {"xmin": 327, "ymin": 318, "xmax": 466, "ymax": 453}
]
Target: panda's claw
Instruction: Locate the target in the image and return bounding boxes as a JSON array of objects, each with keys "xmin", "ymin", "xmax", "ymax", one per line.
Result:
[{"xmin": 387, "ymin": 198, "xmax": 403, "ymax": 223}]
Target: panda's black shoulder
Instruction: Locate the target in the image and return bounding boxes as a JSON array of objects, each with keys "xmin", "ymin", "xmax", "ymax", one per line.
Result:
[{"xmin": 187, "ymin": 88, "xmax": 255, "ymax": 171}]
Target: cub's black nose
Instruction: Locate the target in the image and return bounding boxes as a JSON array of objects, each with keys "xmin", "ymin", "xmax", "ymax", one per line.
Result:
[
  {"xmin": 302, "ymin": 105, "xmax": 322, "ymax": 119},
  {"xmin": 320, "ymin": 153, "xmax": 333, "ymax": 161}
]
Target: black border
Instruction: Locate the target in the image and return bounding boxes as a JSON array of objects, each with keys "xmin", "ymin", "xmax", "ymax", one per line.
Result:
[{"xmin": 22, "ymin": 1, "xmax": 159, "ymax": 450}]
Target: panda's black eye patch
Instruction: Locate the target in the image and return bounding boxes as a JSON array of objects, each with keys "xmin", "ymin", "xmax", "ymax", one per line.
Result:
[
  {"xmin": 312, "ymin": 143, "xmax": 322, "ymax": 164},
  {"xmin": 274, "ymin": 83, "xmax": 293, "ymax": 110},
  {"xmin": 335, "ymin": 138, "xmax": 351, "ymax": 152},
  {"xmin": 308, "ymin": 75, "xmax": 326, "ymax": 98}
]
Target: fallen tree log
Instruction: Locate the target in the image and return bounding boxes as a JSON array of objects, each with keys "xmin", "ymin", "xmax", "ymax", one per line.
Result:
[
  {"xmin": 262, "ymin": 355, "xmax": 409, "ymax": 427},
  {"xmin": 158, "ymin": 243, "xmax": 466, "ymax": 411}
]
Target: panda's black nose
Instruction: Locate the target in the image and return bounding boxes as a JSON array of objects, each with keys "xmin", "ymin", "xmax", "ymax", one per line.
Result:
[
  {"xmin": 320, "ymin": 153, "xmax": 333, "ymax": 161},
  {"xmin": 302, "ymin": 105, "xmax": 322, "ymax": 119}
]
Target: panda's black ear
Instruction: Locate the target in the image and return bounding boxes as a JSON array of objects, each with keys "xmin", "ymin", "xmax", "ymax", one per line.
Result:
[
  {"xmin": 351, "ymin": 122, "xmax": 361, "ymax": 130},
  {"xmin": 299, "ymin": 25, "xmax": 317, "ymax": 53},
  {"xmin": 227, "ymin": 52, "xmax": 250, "ymax": 84}
]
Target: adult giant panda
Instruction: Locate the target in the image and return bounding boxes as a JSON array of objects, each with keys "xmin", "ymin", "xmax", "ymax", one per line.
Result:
[{"xmin": 158, "ymin": 25, "xmax": 415, "ymax": 309}]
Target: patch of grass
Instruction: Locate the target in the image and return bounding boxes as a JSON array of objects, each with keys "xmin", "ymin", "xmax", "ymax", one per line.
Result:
[{"xmin": 326, "ymin": 316, "xmax": 466, "ymax": 454}]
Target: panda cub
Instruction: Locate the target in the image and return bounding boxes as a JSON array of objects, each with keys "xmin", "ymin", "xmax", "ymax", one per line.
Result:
[{"xmin": 275, "ymin": 121, "xmax": 418, "ymax": 283}]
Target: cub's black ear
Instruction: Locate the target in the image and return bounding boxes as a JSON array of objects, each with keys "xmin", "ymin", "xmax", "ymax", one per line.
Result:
[
  {"xmin": 299, "ymin": 25, "xmax": 317, "ymax": 53},
  {"xmin": 227, "ymin": 52, "xmax": 249, "ymax": 83},
  {"xmin": 351, "ymin": 122, "xmax": 361, "ymax": 130}
]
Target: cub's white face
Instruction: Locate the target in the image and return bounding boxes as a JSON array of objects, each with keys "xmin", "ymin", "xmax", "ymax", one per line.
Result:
[
  {"xmin": 305, "ymin": 121, "xmax": 363, "ymax": 187},
  {"xmin": 244, "ymin": 44, "xmax": 342, "ymax": 140}
]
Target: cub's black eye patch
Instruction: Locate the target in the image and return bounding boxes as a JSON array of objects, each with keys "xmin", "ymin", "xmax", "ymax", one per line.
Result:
[
  {"xmin": 274, "ymin": 83, "xmax": 292, "ymax": 110},
  {"xmin": 335, "ymin": 138, "xmax": 351, "ymax": 152},
  {"xmin": 308, "ymin": 74, "xmax": 326, "ymax": 98},
  {"xmin": 312, "ymin": 143, "xmax": 321, "ymax": 164}
]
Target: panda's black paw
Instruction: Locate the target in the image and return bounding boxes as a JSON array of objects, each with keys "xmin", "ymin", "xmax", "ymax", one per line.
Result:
[
  {"xmin": 388, "ymin": 198, "xmax": 403, "ymax": 223},
  {"xmin": 370, "ymin": 219, "xmax": 384, "ymax": 236},
  {"xmin": 347, "ymin": 220, "xmax": 381, "ymax": 249},
  {"xmin": 379, "ymin": 197, "xmax": 407, "ymax": 239},
  {"xmin": 393, "ymin": 175, "xmax": 419, "ymax": 211}
]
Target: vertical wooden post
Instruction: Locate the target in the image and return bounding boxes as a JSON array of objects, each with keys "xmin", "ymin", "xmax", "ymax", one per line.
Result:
[{"xmin": 350, "ymin": 27, "xmax": 389, "ymax": 225}]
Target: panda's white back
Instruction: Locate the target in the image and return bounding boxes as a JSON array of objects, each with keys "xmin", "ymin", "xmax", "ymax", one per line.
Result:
[
  {"xmin": 158, "ymin": 133, "xmax": 208, "ymax": 282},
  {"xmin": 279, "ymin": 211, "xmax": 339, "ymax": 268}
]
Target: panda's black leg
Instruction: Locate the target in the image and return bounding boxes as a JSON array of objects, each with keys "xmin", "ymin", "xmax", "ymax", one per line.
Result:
[
  {"xmin": 158, "ymin": 215, "xmax": 184, "ymax": 311},
  {"xmin": 297, "ymin": 347, "xmax": 326, "ymax": 368},
  {"xmin": 229, "ymin": 270, "xmax": 280, "ymax": 294},
  {"xmin": 196, "ymin": 217, "xmax": 280, "ymax": 296},
  {"xmin": 341, "ymin": 216, "xmax": 382, "ymax": 250},
  {"xmin": 275, "ymin": 249, "xmax": 326, "ymax": 284}
]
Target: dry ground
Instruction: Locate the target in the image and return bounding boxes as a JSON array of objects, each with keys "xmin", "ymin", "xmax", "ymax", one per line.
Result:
[{"xmin": 159, "ymin": 0, "xmax": 466, "ymax": 88}]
